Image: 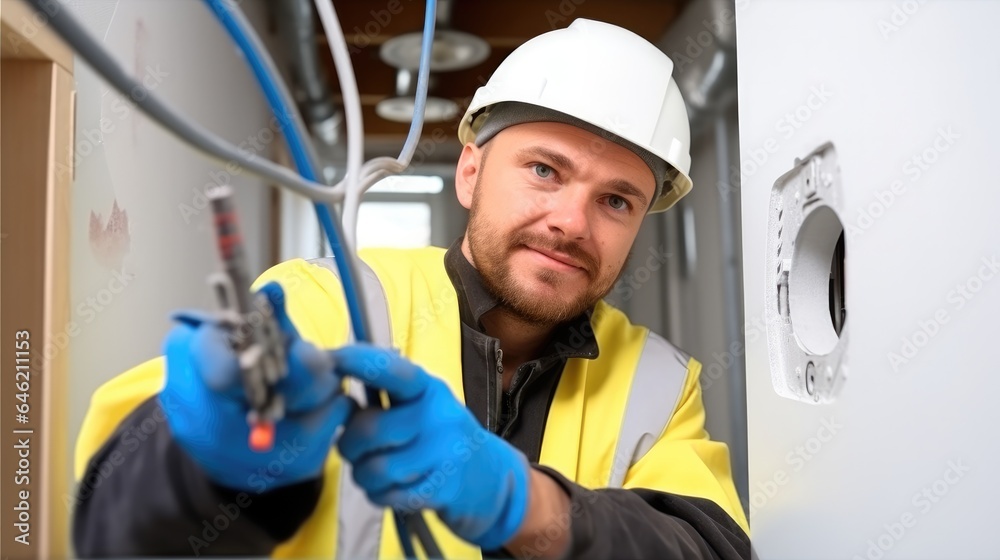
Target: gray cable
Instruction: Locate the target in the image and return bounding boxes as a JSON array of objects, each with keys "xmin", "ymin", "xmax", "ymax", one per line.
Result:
[
  {"xmin": 39, "ymin": 0, "xmax": 376, "ymax": 364},
  {"xmin": 28, "ymin": 0, "xmax": 342, "ymax": 204}
]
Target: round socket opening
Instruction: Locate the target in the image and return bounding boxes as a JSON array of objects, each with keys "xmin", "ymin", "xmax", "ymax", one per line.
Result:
[{"xmin": 789, "ymin": 205, "xmax": 846, "ymax": 355}]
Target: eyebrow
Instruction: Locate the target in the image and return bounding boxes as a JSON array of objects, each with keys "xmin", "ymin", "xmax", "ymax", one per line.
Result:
[
  {"xmin": 515, "ymin": 146, "xmax": 650, "ymax": 210},
  {"xmin": 516, "ymin": 146, "xmax": 577, "ymax": 175},
  {"xmin": 605, "ymin": 179, "xmax": 649, "ymax": 211}
]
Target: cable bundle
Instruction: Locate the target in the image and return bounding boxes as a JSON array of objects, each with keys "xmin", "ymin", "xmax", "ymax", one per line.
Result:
[{"xmin": 30, "ymin": 0, "xmax": 443, "ymax": 555}]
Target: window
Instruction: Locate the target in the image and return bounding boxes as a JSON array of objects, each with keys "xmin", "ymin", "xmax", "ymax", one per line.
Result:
[
  {"xmin": 367, "ymin": 175, "xmax": 443, "ymax": 194},
  {"xmin": 280, "ymin": 175, "xmax": 447, "ymax": 260},
  {"xmin": 356, "ymin": 202, "xmax": 432, "ymax": 249}
]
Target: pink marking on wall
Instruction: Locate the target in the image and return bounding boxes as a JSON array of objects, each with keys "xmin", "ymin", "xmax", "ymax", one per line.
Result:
[{"xmin": 89, "ymin": 199, "xmax": 131, "ymax": 270}]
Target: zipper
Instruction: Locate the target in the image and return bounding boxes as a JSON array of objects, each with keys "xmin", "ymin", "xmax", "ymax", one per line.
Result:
[
  {"xmin": 501, "ymin": 390, "xmax": 514, "ymax": 438},
  {"xmin": 487, "ymin": 341, "xmax": 503, "ymax": 433},
  {"xmin": 500, "ymin": 363, "xmax": 533, "ymax": 439},
  {"xmin": 495, "ymin": 346, "xmax": 504, "ymax": 430}
]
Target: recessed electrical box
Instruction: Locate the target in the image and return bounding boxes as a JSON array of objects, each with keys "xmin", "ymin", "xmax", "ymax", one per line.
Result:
[{"xmin": 766, "ymin": 142, "xmax": 848, "ymax": 404}]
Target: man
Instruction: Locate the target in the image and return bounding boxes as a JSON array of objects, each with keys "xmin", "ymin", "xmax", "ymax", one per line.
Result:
[{"xmin": 73, "ymin": 19, "xmax": 749, "ymax": 559}]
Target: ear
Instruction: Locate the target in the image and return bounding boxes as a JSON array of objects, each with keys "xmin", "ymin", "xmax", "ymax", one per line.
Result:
[{"xmin": 454, "ymin": 143, "xmax": 483, "ymax": 210}]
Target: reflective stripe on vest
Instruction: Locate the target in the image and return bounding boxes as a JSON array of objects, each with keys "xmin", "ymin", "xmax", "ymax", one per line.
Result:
[
  {"xmin": 310, "ymin": 258, "xmax": 391, "ymax": 560},
  {"xmin": 538, "ymin": 303, "xmax": 690, "ymax": 492},
  {"xmin": 607, "ymin": 331, "xmax": 690, "ymax": 488}
]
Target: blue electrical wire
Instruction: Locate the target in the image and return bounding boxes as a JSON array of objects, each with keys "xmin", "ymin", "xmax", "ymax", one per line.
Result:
[
  {"xmin": 203, "ymin": 0, "xmax": 371, "ymax": 343},
  {"xmin": 400, "ymin": 0, "xmax": 437, "ymax": 165},
  {"xmin": 203, "ymin": 2, "xmax": 443, "ymax": 557}
]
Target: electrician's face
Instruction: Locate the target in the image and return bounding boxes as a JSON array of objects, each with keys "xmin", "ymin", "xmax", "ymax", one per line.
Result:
[{"xmin": 456, "ymin": 121, "xmax": 656, "ymax": 325}]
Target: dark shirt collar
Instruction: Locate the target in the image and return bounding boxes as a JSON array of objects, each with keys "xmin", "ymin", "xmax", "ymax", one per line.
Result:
[
  {"xmin": 444, "ymin": 238, "xmax": 502, "ymax": 329},
  {"xmin": 443, "ymin": 238, "xmax": 599, "ymax": 361}
]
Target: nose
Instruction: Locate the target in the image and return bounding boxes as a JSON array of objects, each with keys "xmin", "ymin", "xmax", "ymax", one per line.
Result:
[{"xmin": 544, "ymin": 187, "xmax": 592, "ymax": 241}]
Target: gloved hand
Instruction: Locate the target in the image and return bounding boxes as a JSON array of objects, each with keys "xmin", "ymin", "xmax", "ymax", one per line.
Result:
[
  {"xmin": 160, "ymin": 282, "xmax": 355, "ymax": 493},
  {"xmin": 333, "ymin": 344, "xmax": 531, "ymax": 551}
]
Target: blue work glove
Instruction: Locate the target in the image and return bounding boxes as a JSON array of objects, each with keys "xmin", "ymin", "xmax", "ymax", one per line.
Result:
[
  {"xmin": 160, "ymin": 282, "xmax": 355, "ymax": 493},
  {"xmin": 334, "ymin": 344, "xmax": 531, "ymax": 551}
]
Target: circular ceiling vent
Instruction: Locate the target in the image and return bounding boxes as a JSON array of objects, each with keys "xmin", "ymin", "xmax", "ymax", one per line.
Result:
[
  {"xmin": 375, "ymin": 96, "xmax": 460, "ymax": 123},
  {"xmin": 380, "ymin": 30, "xmax": 490, "ymax": 72}
]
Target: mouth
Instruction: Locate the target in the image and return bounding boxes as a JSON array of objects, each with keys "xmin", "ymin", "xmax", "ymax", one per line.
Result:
[{"xmin": 524, "ymin": 245, "xmax": 587, "ymax": 273}]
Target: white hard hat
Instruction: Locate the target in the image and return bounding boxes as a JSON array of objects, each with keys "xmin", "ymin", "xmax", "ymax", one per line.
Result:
[{"xmin": 457, "ymin": 18, "xmax": 692, "ymax": 213}]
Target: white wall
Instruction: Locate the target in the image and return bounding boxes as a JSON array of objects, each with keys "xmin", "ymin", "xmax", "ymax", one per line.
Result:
[
  {"xmin": 67, "ymin": 0, "xmax": 272, "ymax": 491},
  {"xmin": 739, "ymin": 2, "xmax": 1000, "ymax": 557}
]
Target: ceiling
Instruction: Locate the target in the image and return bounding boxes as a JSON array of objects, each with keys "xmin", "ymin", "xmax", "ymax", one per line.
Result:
[{"xmin": 313, "ymin": 0, "xmax": 691, "ymax": 144}]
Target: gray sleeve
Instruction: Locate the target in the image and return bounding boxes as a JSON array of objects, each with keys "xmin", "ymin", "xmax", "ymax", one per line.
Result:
[
  {"xmin": 72, "ymin": 397, "xmax": 324, "ymax": 557},
  {"xmin": 514, "ymin": 465, "xmax": 751, "ymax": 560}
]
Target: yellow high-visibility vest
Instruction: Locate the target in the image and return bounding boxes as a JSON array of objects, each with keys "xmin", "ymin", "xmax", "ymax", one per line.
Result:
[{"xmin": 76, "ymin": 247, "xmax": 749, "ymax": 559}]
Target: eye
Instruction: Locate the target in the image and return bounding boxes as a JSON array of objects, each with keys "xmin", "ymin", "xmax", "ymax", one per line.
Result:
[
  {"xmin": 607, "ymin": 195, "xmax": 630, "ymax": 211},
  {"xmin": 533, "ymin": 163, "xmax": 554, "ymax": 179}
]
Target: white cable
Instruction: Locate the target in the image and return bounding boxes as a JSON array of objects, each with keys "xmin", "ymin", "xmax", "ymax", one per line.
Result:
[
  {"xmin": 315, "ymin": 0, "xmax": 437, "ymax": 249},
  {"xmin": 314, "ymin": 0, "xmax": 365, "ymax": 250}
]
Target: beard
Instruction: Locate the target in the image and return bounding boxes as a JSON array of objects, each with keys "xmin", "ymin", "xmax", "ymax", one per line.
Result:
[{"xmin": 466, "ymin": 178, "xmax": 629, "ymax": 326}]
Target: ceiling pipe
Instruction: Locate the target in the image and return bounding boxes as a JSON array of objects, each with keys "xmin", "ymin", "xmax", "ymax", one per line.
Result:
[
  {"xmin": 276, "ymin": 0, "xmax": 346, "ymax": 184},
  {"xmin": 437, "ymin": 0, "xmax": 454, "ymax": 28},
  {"xmin": 658, "ymin": 0, "xmax": 738, "ymax": 139}
]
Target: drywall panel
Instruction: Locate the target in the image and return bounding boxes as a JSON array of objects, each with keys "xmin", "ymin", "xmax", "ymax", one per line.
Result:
[{"xmin": 738, "ymin": 2, "xmax": 1000, "ymax": 558}]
